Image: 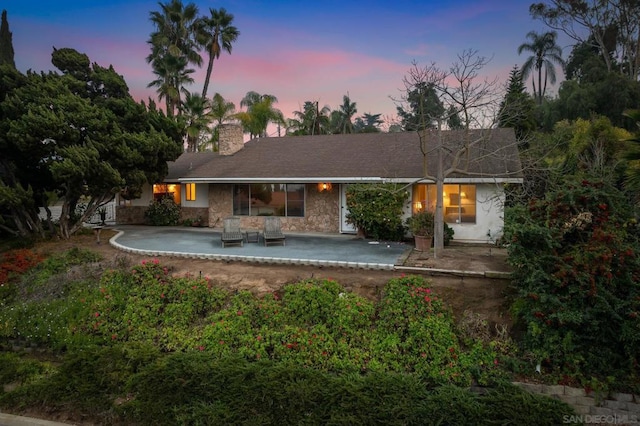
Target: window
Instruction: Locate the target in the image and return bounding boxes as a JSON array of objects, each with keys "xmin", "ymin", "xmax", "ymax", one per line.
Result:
[
  {"xmin": 233, "ymin": 184, "xmax": 305, "ymax": 217},
  {"xmin": 153, "ymin": 184, "xmax": 180, "ymax": 205},
  {"xmin": 185, "ymin": 183, "xmax": 196, "ymax": 201},
  {"xmin": 412, "ymin": 184, "xmax": 476, "ymax": 224}
]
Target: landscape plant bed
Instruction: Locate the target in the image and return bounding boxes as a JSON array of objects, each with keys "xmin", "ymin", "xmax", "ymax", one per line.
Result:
[{"xmin": 0, "ymin": 245, "xmax": 576, "ymax": 425}]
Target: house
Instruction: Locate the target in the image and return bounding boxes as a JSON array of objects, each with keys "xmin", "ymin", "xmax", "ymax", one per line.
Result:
[{"xmin": 117, "ymin": 124, "xmax": 523, "ymax": 243}]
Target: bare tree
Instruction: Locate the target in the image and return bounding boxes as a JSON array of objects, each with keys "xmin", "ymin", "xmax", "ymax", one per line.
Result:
[{"xmin": 395, "ymin": 49, "xmax": 516, "ymax": 258}]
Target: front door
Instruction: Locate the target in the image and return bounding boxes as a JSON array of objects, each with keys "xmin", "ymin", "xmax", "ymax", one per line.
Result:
[{"xmin": 340, "ymin": 184, "xmax": 356, "ymax": 233}]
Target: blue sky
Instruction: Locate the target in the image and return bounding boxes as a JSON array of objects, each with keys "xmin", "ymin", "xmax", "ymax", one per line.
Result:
[{"xmin": 6, "ymin": 1, "xmax": 566, "ymax": 132}]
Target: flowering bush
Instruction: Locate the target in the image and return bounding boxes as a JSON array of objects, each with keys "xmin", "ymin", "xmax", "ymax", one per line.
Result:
[
  {"xmin": 0, "ymin": 254, "xmax": 504, "ymax": 387},
  {"xmin": 505, "ymin": 178, "xmax": 640, "ymax": 381},
  {"xmin": 0, "ymin": 249, "xmax": 43, "ymax": 286},
  {"xmin": 144, "ymin": 196, "xmax": 181, "ymax": 226}
]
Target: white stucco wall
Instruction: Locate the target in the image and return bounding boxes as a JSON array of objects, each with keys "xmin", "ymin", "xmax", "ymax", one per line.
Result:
[
  {"xmin": 126, "ymin": 183, "xmax": 153, "ymax": 207},
  {"xmin": 447, "ymin": 183, "xmax": 505, "ymax": 243},
  {"xmin": 402, "ymin": 183, "xmax": 506, "ymax": 243},
  {"xmin": 181, "ymin": 183, "xmax": 209, "ymax": 207}
]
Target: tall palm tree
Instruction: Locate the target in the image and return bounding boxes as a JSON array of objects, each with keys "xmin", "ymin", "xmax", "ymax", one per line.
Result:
[
  {"xmin": 147, "ymin": 53, "xmax": 195, "ymax": 117},
  {"xmin": 147, "ymin": 0, "xmax": 202, "ymax": 117},
  {"xmin": 197, "ymin": 7, "xmax": 239, "ymax": 100},
  {"xmin": 518, "ymin": 30, "xmax": 565, "ymax": 105}
]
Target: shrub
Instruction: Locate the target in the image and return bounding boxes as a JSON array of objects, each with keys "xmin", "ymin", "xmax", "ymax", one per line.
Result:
[
  {"xmin": 374, "ymin": 275, "xmax": 502, "ymax": 386},
  {"xmin": 406, "ymin": 210, "xmax": 435, "ymax": 236},
  {"xmin": 0, "ymin": 249, "xmax": 43, "ymax": 287},
  {"xmin": 504, "ymin": 178, "xmax": 640, "ymax": 383},
  {"xmin": 144, "ymin": 196, "xmax": 181, "ymax": 226},
  {"xmin": 345, "ymin": 183, "xmax": 409, "ymax": 240},
  {"xmin": 122, "ymin": 354, "xmax": 574, "ymax": 425}
]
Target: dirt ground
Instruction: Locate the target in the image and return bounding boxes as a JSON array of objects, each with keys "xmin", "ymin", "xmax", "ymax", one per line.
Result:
[{"xmin": 32, "ymin": 229, "xmax": 514, "ymax": 327}]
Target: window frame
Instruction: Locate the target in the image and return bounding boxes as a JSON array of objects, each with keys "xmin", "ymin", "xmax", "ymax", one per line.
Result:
[
  {"xmin": 233, "ymin": 183, "xmax": 305, "ymax": 217},
  {"xmin": 185, "ymin": 183, "xmax": 196, "ymax": 201},
  {"xmin": 412, "ymin": 183, "xmax": 476, "ymax": 224}
]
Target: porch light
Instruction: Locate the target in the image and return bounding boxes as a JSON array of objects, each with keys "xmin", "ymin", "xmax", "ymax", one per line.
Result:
[{"xmin": 317, "ymin": 182, "xmax": 332, "ymax": 192}]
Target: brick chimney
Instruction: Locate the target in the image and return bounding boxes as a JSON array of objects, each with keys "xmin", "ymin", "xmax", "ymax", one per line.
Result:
[{"xmin": 218, "ymin": 124, "xmax": 244, "ymax": 156}]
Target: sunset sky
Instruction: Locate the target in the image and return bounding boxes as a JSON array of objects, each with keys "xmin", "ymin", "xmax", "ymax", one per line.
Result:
[{"xmin": 6, "ymin": 1, "xmax": 568, "ymax": 133}]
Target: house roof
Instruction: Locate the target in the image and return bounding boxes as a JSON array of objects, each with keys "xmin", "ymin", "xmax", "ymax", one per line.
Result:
[{"xmin": 172, "ymin": 129, "xmax": 523, "ymax": 184}]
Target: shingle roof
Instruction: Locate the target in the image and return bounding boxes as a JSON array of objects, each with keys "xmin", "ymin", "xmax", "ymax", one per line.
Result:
[
  {"xmin": 165, "ymin": 151, "xmax": 219, "ymax": 182},
  {"xmin": 172, "ymin": 129, "xmax": 522, "ymax": 183}
]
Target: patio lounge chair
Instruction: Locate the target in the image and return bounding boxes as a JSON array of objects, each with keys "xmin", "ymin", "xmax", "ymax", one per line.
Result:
[
  {"xmin": 263, "ymin": 216, "xmax": 286, "ymax": 246},
  {"xmin": 221, "ymin": 217, "xmax": 244, "ymax": 247}
]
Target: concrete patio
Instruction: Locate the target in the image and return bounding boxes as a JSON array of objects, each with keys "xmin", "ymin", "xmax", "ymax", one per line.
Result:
[{"xmin": 110, "ymin": 225, "xmax": 411, "ymax": 271}]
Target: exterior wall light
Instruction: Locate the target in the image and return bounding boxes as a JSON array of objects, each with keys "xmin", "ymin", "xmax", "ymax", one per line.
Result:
[{"xmin": 317, "ymin": 182, "xmax": 332, "ymax": 192}]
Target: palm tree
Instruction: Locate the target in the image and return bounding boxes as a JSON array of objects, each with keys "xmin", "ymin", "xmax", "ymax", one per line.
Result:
[
  {"xmin": 197, "ymin": 7, "xmax": 239, "ymax": 100},
  {"xmin": 147, "ymin": 54, "xmax": 195, "ymax": 117},
  {"xmin": 336, "ymin": 94, "xmax": 357, "ymax": 134},
  {"xmin": 180, "ymin": 91, "xmax": 210, "ymax": 152},
  {"xmin": 236, "ymin": 91, "xmax": 284, "ymax": 139},
  {"xmin": 208, "ymin": 92, "xmax": 236, "ymax": 151},
  {"xmin": 240, "ymin": 91, "xmax": 278, "ymax": 110},
  {"xmin": 354, "ymin": 113, "xmax": 383, "ymax": 133},
  {"xmin": 147, "ymin": 0, "xmax": 202, "ymax": 117},
  {"xmin": 289, "ymin": 101, "xmax": 331, "ymax": 135},
  {"xmin": 518, "ymin": 31, "xmax": 565, "ymax": 105}
]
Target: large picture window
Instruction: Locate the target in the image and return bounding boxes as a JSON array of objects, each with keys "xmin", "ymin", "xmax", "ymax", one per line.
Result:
[
  {"xmin": 412, "ymin": 184, "xmax": 476, "ymax": 224},
  {"xmin": 233, "ymin": 184, "xmax": 305, "ymax": 217}
]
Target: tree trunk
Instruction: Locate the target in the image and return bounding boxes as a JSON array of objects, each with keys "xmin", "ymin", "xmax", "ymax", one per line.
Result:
[
  {"xmin": 433, "ymin": 137, "xmax": 445, "ymax": 259},
  {"xmin": 201, "ymin": 55, "xmax": 214, "ymax": 100}
]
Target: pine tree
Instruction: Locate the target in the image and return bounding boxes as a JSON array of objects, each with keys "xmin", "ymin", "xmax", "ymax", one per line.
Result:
[
  {"xmin": 0, "ymin": 10, "xmax": 15, "ymax": 68},
  {"xmin": 498, "ymin": 65, "xmax": 536, "ymax": 141}
]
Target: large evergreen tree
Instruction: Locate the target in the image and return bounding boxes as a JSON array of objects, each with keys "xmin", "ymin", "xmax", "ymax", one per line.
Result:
[
  {"xmin": 0, "ymin": 48, "xmax": 182, "ymax": 239},
  {"xmin": 396, "ymin": 81, "xmax": 445, "ymax": 131},
  {"xmin": 0, "ymin": 10, "xmax": 15, "ymax": 68},
  {"xmin": 498, "ymin": 65, "xmax": 537, "ymax": 140}
]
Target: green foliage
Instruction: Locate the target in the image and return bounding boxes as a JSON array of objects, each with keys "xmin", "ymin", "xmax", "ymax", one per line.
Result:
[
  {"xmin": 0, "ymin": 10, "xmax": 15, "ymax": 68},
  {"xmin": 0, "ymin": 352, "xmax": 51, "ymax": 387},
  {"xmin": 121, "ymin": 355, "xmax": 574, "ymax": 426},
  {"xmin": 0, "ymin": 343, "xmax": 159, "ymax": 420},
  {"xmin": 0, "ymin": 252, "xmax": 577, "ymax": 423},
  {"xmin": 144, "ymin": 196, "xmax": 181, "ymax": 226},
  {"xmin": 505, "ymin": 178, "xmax": 640, "ymax": 382},
  {"xmin": 444, "ymin": 221, "xmax": 454, "ymax": 245},
  {"xmin": 406, "ymin": 210, "xmax": 434, "ymax": 236},
  {"xmin": 345, "ymin": 183, "xmax": 409, "ymax": 240},
  {"xmin": 0, "ymin": 48, "xmax": 182, "ymax": 239}
]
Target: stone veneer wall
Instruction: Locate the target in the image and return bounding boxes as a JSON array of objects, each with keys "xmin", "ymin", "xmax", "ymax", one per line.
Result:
[
  {"xmin": 180, "ymin": 207, "xmax": 209, "ymax": 223},
  {"xmin": 116, "ymin": 206, "xmax": 209, "ymax": 225},
  {"xmin": 207, "ymin": 183, "xmax": 340, "ymax": 233},
  {"xmin": 116, "ymin": 206, "xmax": 147, "ymax": 224}
]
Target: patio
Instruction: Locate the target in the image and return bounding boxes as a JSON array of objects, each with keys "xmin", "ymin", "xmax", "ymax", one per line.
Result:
[{"xmin": 110, "ymin": 225, "xmax": 411, "ymax": 271}]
